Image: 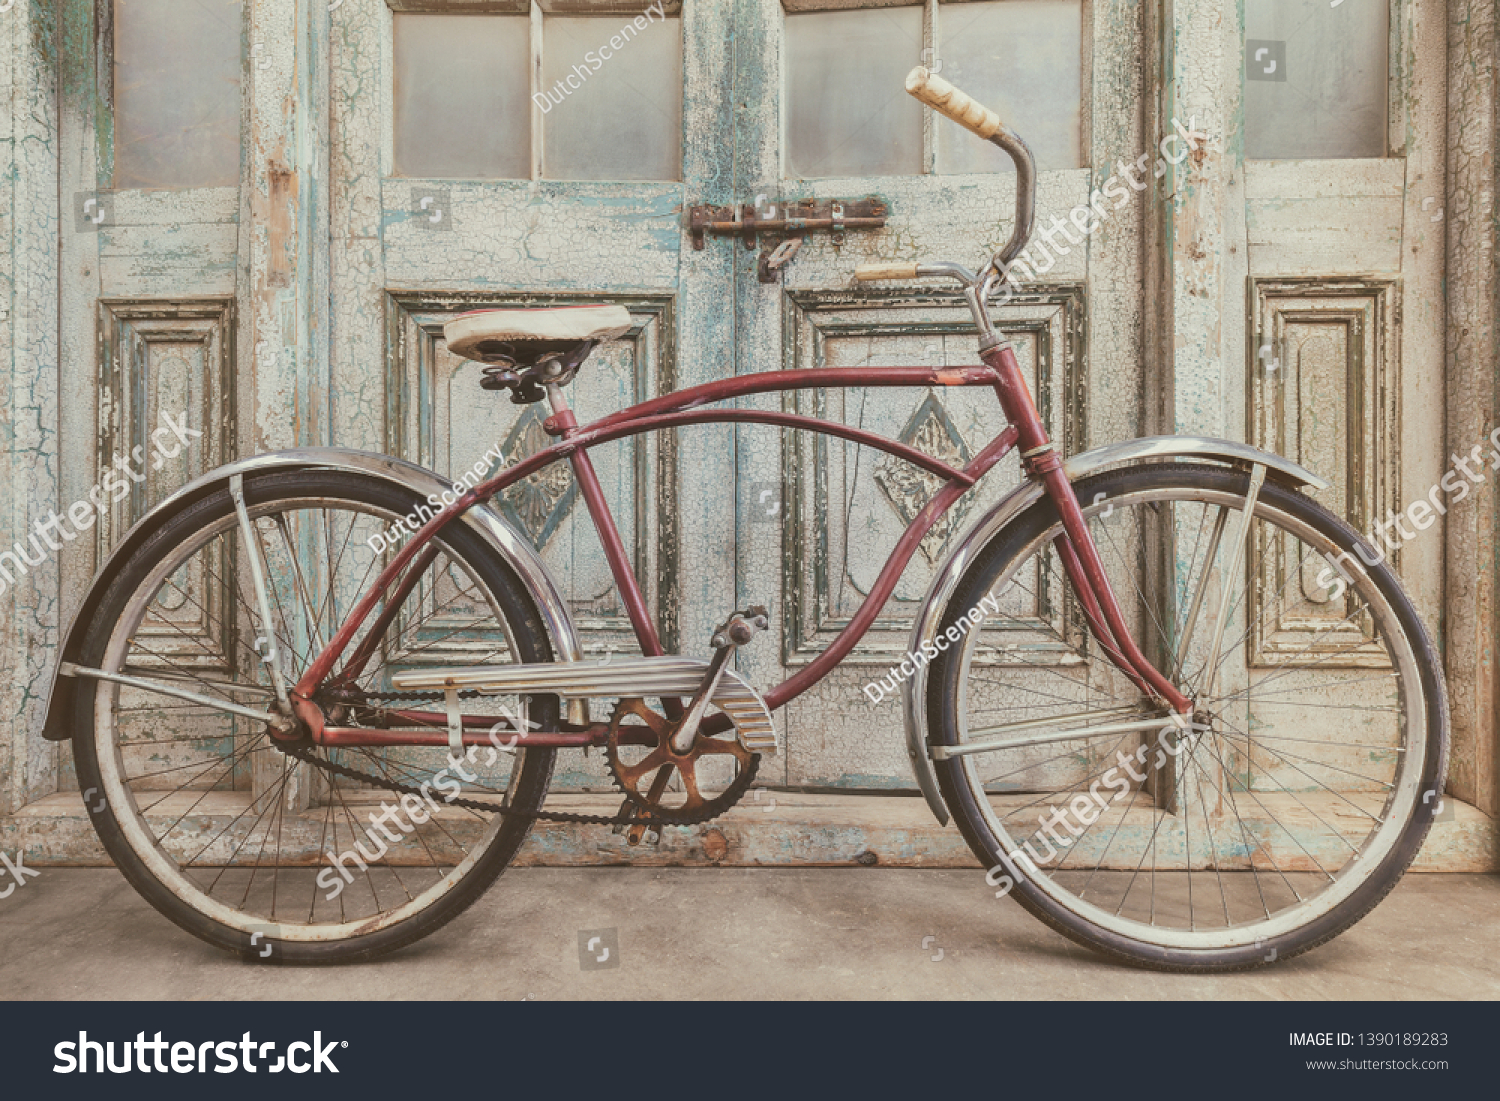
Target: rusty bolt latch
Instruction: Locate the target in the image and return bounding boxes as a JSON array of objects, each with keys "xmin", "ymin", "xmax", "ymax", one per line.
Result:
[
  {"xmin": 689, "ymin": 196, "xmax": 886, "ymax": 242},
  {"xmin": 758, "ymin": 237, "xmax": 803, "ymax": 284},
  {"xmin": 688, "ymin": 196, "xmax": 887, "ymax": 284}
]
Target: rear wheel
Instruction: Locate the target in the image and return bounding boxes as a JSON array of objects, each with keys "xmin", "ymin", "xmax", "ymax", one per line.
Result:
[
  {"xmin": 927, "ymin": 463, "xmax": 1447, "ymax": 971},
  {"xmin": 72, "ymin": 469, "xmax": 558, "ymax": 963}
]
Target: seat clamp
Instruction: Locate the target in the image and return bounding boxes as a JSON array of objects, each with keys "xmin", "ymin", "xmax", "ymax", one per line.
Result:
[{"xmin": 1021, "ymin": 442, "xmax": 1062, "ymax": 477}]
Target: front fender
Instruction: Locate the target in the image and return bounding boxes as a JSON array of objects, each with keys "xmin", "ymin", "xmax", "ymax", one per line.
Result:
[
  {"xmin": 41, "ymin": 448, "xmax": 583, "ymax": 742},
  {"xmin": 901, "ymin": 436, "xmax": 1328, "ymax": 825}
]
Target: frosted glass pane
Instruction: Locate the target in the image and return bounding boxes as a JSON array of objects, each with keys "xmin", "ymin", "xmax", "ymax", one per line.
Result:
[
  {"xmin": 936, "ymin": 0, "xmax": 1082, "ymax": 174},
  {"xmin": 787, "ymin": 7, "xmax": 923, "ymax": 179},
  {"xmin": 114, "ymin": 0, "xmax": 242, "ymax": 189},
  {"xmin": 394, "ymin": 14, "xmax": 530, "ymax": 179},
  {"xmin": 1245, "ymin": 0, "xmax": 1387, "ymax": 159},
  {"xmin": 542, "ymin": 15, "xmax": 682, "ymax": 181}
]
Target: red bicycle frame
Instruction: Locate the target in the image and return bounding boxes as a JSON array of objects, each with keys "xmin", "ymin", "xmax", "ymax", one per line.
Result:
[{"xmin": 289, "ymin": 342, "xmax": 1190, "ymax": 748}]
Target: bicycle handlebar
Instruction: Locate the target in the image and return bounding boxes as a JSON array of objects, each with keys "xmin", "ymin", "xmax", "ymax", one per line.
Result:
[
  {"xmin": 853, "ymin": 262, "xmax": 920, "ymax": 282},
  {"xmin": 901, "ymin": 66, "xmax": 1037, "ymax": 282},
  {"xmin": 905, "ymin": 66, "xmax": 1003, "ymax": 140}
]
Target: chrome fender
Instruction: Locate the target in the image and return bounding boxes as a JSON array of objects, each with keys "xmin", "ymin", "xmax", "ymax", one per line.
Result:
[
  {"xmin": 901, "ymin": 436, "xmax": 1329, "ymax": 825},
  {"xmin": 42, "ymin": 448, "xmax": 583, "ymax": 741}
]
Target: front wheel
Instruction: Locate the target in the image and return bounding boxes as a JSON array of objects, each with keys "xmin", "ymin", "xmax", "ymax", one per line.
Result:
[
  {"xmin": 926, "ymin": 462, "xmax": 1447, "ymax": 971},
  {"xmin": 71, "ymin": 469, "xmax": 559, "ymax": 963}
]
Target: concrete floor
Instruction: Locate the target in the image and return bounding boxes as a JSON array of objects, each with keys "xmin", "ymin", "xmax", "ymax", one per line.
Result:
[{"xmin": 0, "ymin": 868, "xmax": 1495, "ymax": 999}]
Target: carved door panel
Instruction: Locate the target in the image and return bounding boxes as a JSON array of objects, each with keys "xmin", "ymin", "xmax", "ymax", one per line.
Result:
[
  {"xmin": 328, "ymin": 0, "xmax": 728, "ymax": 792},
  {"xmin": 57, "ymin": 0, "xmax": 245, "ymax": 789},
  {"xmin": 731, "ymin": 0, "xmax": 1151, "ymax": 791},
  {"xmin": 1235, "ymin": 1, "xmax": 1445, "ymax": 800}
]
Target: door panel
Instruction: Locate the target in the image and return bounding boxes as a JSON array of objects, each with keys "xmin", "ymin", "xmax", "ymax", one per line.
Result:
[
  {"xmin": 1239, "ymin": 0, "xmax": 1446, "ymax": 694},
  {"xmin": 329, "ymin": 0, "xmax": 730, "ymax": 795},
  {"xmin": 57, "ymin": 0, "xmax": 247, "ymax": 789},
  {"xmin": 735, "ymin": 0, "xmax": 1146, "ymax": 790}
]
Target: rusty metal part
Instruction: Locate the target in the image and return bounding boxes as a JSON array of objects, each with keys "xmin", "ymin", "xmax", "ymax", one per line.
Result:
[
  {"xmin": 758, "ymin": 236, "xmax": 803, "ymax": 283},
  {"xmin": 605, "ymin": 698, "xmax": 758, "ymax": 824},
  {"xmin": 712, "ymin": 605, "xmax": 770, "ymax": 649},
  {"xmin": 282, "ymin": 687, "xmax": 748, "ymax": 827},
  {"xmin": 284, "ymin": 744, "xmax": 638, "ymax": 825},
  {"xmin": 688, "ymin": 196, "xmax": 887, "ymax": 250}
]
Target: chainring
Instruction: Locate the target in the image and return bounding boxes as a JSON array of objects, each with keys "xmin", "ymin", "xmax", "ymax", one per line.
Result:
[
  {"xmin": 283, "ymin": 689, "xmax": 753, "ymax": 827},
  {"xmin": 604, "ymin": 697, "xmax": 759, "ymax": 824}
]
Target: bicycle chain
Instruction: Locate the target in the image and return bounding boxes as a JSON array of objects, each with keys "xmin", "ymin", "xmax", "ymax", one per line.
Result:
[{"xmin": 284, "ymin": 689, "xmax": 750, "ymax": 827}]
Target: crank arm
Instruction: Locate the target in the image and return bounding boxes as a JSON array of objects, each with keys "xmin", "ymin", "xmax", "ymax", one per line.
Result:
[{"xmin": 668, "ymin": 605, "xmax": 771, "ymax": 754}]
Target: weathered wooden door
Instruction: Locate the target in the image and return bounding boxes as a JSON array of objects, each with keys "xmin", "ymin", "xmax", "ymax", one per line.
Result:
[
  {"xmin": 327, "ymin": 0, "xmax": 732, "ymax": 793},
  {"xmin": 56, "ymin": 0, "xmax": 247, "ymax": 790},
  {"xmin": 54, "ymin": 0, "xmax": 1447, "ymax": 814},
  {"xmin": 1236, "ymin": 0, "xmax": 1445, "ymax": 667},
  {"xmin": 729, "ymin": 0, "xmax": 1154, "ymax": 791},
  {"xmin": 1227, "ymin": 0, "xmax": 1447, "ymax": 825}
]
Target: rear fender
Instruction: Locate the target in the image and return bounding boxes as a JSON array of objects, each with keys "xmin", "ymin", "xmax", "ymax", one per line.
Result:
[{"xmin": 41, "ymin": 448, "xmax": 583, "ymax": 742}]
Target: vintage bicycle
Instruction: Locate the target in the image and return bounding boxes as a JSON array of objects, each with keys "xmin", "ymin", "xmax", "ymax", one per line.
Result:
[{"xmin": 42, "ymin": 68, "xmax": 1447, "ymax": 971}]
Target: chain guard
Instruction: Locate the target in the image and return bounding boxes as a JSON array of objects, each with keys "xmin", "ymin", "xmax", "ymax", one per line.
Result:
[{"xmin": 286, "ymin": 689, "xmax": 755, "ymax": 827}]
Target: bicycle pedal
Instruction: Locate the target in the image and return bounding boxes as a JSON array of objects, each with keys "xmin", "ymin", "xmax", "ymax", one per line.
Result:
[
  {"xmin": 625, "ymin": 821, "xmax": 661, "ymax": 847},
  {"xmin": 711, "ymin": 605, "xmax": 770, "ymax": 651}
]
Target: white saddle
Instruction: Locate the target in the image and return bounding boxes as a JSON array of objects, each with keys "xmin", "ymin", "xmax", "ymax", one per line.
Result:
[{"xmin": 445, "ymin": 305, "xmax": 633, "ymax": 364}]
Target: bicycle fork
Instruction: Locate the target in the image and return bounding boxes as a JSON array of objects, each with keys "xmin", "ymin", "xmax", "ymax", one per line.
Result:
[{"xmin": 982, "ymin": 341, "xmax": 1193, "ymax": 716}]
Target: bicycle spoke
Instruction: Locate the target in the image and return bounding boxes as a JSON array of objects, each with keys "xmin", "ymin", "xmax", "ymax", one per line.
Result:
[
  {"xmin": 943, "ymin": 471, "xmax": 1432, "ymax": 957},
  {"xmin": 85, "ymin": 478, "xmax": 557, "ymax": 950}
]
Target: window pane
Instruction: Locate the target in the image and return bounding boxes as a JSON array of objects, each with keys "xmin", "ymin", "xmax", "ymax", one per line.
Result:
[
  {"xmin": 114, "ymin": 0, "xmax": 242, "ymax": 189},
  {"xmin": 394, "ymin": 14, "xmax": 530, "ymax": 179},
  {"xmin": 936, "ymin": 0, "xmax": 1082, "ymax": 174},
  {"xmin": 542, "ymin": 14, "xmax": 682, "ymax": 181},
  {"xmin": 1245, "ymin": 0, "xmax": 1388, "ymax": 160},
  {"xmin": 786, "ymin": 7, "xmax": 923, "ymax": 179}
]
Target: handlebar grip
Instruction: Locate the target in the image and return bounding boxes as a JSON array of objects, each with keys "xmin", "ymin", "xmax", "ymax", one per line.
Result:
[
  {"xmin": 854, "ymin": 262, "xmax": 920, "ymax": 281},
  {"xmin": 905, "ymin": 66, "xmax": 1003, "ymax": 140}
]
